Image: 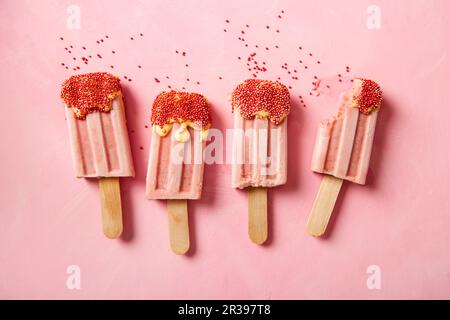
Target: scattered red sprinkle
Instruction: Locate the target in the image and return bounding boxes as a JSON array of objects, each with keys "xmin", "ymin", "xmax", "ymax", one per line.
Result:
[
  {"xmin": 61, "ymin": 63, "xmax": 65, "ymax": 66},
  {"xmin": 96, "ymin": 41, "xmax": 100, "ymax": 44},
  {"xmin": 168, "ymin": 85, "xmax": 172, "ymax": 89},
  {"xmin": 278, "ymin": 15, "xmax": 282, "ymax": 18},
  {"xmin": 112, "ymin": 51, "xmax": 115, "ymax": 54},
  {"xmin": 124, "ymin": 76, "xmax": 128, "ymax": 79},
  {"xmin": 275, "ymin": 45, "xmax": 279, "ymax": 48},
  {"xmin": 138, "ymin": 65, "xmax": 142, "ymax": 68},
  {"xmin": 231, "ymin": 79, "xmax": 290, "ymax": 125},
  {"xmin": 276, "ymin": 30, "xmax": 280, "ymax": 33},
  {"xmin": 176, "ymin": 50, "xmax": 179, "ymax": 54},
  {"xmin": 299, "ymin": 46, "xmax": 302, "ymax": 50},
  {"xmin": 219, "ymin": 76, "xmax": 222, "ymax": 80},
  {"xmin": 224, "ymin": 29, "xmax": 227, "ymax": 32},
  {"xmin": 70, "ymin": 45, "xmax": 73, "ymax": 49},
  {"xmin": 60, "ymin": 72, "xmax": 121, "ymax": 119},
  {"xmin": 246, "ymin": 24, "xmax": 250, "ymax": 28},
  {"xmin": 238, "ymin": 56, "xmax": 241, "ymax": 60},
  {"xmin": 166, "ymin": 76, "xmax": 170, "ymax": 79},
  {"xmin": 154, "ymin": 78, "xmax": 160, "ymax": 83},
  {"xmin": 140, "ymin": 146, "xmax": 143, "ymax": 150},
  {"xmin": 196, "ymin": 81, "xmax": 200, "ymax": 85},
  {"xmin": 60, "ymin": 37, "xmax": 64, "ymax": 40},
  {"xmin": 128, "ymin": 78, "xmax": 132, "ymax": 82},
  {"xmin": 309, "ymin": 53, "xmax": 313, "ymax": 56},
  {"xmin": 97, "ymin": 54, "xmax": 102, "ymax": 59},
  {"xmin": 241, "ymin": 30, "xmax": 245, "ymax": 34},
  {"xmin": 73, "ymin": 57, "xmax": 76, "ymax": 61},
  {"xmin": 182, "ymin": 52, "xmax": 186, "ymax": 56},
  {"xmin": 105, "ymin": 35, "xmax": 109, "ymax": 39},
  {"xmin": 82, "ymin": 46, "xmax": 86, "ymax": 50},
  {"xmin": 266, "ymin": 26, "xmax": 270, "ymax": 29},
  {"xmin": 225, "ymin": 19, "xmax": 230, "ymax": 23},
  {"xmin": 145, "ymin": 125, "xmax": 148, "ymax": 128},
  {"xmin": 140, "ymin": 33, "xmax": 143, "ymax": 36},
  {"xmin": 110, "ymin": 65, "xmax": 114, "ymax": 69},
  {"xmin": 130, "ymin": 37, "xmax": 134, "ymax": 40},
  {"xmin": 100, "ymin": 39, "xmax": 104, "ymax": 42},
  {"xmin": 151, "ymin": 91, "xmax": 212, "ymax": 127}
]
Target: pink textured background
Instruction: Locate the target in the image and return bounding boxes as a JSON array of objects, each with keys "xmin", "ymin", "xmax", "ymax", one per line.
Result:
[{"xmin": 1, "ymin": 0, "xmax": 449, "ymax": 299}]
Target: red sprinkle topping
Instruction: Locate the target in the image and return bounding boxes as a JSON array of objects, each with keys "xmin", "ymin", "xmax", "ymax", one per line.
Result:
[
  {"xmin": 353, "ymin": 78, "xmax": 382, "ymax": 114},
  {"xmin": 151, "ymin": 91, "xmax": 211, "ymax": 128},
  {"xmin": 231, "ymin": 79, "xmax": 290, "ymax": 125},
  {"xmin": 60, "ymin": 72, "xmax": 122, "ymax": 119}
]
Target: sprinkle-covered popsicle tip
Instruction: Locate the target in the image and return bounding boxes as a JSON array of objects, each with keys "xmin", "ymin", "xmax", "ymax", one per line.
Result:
[
  {"xmin": 61, "ymin": 72, "xmax": 122, "ymax": 119},
  {"xmin": 352, "ymin": 78, "xmax": 382, "ymax": 115},
  {"xmin": 151, "ymin": 90, "xmax": 212, "ymax": 132},
  {"xmin": 231, "ymin": 79, "xmax": 290, "ymax": 125}
]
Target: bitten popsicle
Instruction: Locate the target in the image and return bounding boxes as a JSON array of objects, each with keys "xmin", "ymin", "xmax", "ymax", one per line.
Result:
[
  {"xmin": 306, "ymin": 78, "xmax": 382, "ymax": 236},
  {"xmin": 61, "ymin": 72, "xmax": 135, "ymax": 239},
  {"xmin": 146, "ymin": 91, "xmax": 211, "ymax": 254},
  {"xmin": 231, "ymin": 79, "xmax": 290, "ymax": 244}
]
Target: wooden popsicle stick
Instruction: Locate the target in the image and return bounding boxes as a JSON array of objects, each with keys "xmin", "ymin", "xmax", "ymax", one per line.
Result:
[
  {"xmin": 248, "ymin": 187, "xmax": 268, "ymax": 244},
  {"xmin": 167, "ymin": 200, "xmax": 190, "ymax": 255},
  {"xmin": 306, "ymin": 175, "xmax": 343, "ymax": 237},
  {"xmin": 98, "ymin": 177, "xmax": 123, "ymax": 239}
]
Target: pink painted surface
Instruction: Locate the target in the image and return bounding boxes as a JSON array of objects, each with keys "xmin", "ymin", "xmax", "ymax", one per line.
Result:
[{"xmin": 0, "ymin": 0, "xmax": 449, "ymax": 299}]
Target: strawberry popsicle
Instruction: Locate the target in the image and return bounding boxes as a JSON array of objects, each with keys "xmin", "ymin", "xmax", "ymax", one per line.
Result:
[
  {"xmin": 231, "ymin": 79, "xmax": 290, "ymax": 244},
  {"xmin": 61, "ymin": 72, "xmax": 134, "ymax": 239},
  {"xmin": 146, "ymin": 91, "xmax": 211, "ymax": 254},
  {"xmin": 306, "ymin": 78, "xmax": 382, "ymax": 236}
]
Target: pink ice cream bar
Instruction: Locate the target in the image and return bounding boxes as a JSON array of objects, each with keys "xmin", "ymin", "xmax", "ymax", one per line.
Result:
[
  {"xmin": 231, "ymin": 79, "xmax": 290, "ymax": 189},
  {"xmin": 231, "ymin": 79, "xmax": 291, "ymax": 245},
  {"xmin": 311, "ymin": 78, "xmax": 381, "ymax": 184},
  {"xmin": 306, "ymin": 78, "xmax": 382, "ymax": 237},
  {"xmin": 146, "ymin": 124, "xmax": 205, "ymax": 199},
  {"xmin": 145, "ymin": 90, "xmax": 211, "ymax": 254},
  {"xmin": 146, "ymin": 91, "xmax": 211, "ymax": 199},
  {"xmin": 60, "ymin": 72, "xmax": 135, "ymax": 239},
  {"xmin": 61, "ymin": 72, "xmax": 134, "ymax": 178}
]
